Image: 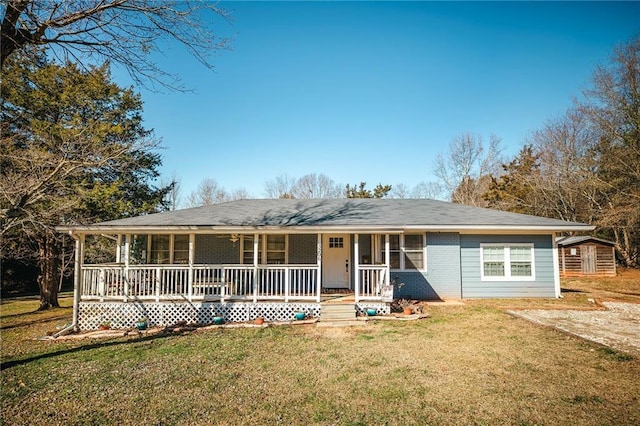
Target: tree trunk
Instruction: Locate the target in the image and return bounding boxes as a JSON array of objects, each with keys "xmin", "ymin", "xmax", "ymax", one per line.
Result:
[{"xmin": 36, "ymin": 230, "xmax": 61, "ymax": 310}]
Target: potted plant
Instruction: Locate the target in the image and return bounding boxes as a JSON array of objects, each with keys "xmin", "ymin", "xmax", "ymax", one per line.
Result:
[
  {"xmin": 135, "ymin": 317, "xmax": 148, "ymax": 330},
  {"xmin": 255, "ymin": 316, "xmax": 265, "ymax": 325},
  {"xmin": 365, "ymin": 308, "xmax": 377, "ymax": 316},
  {"xmin": 98, "ymin": 321, "xmax": 111, "ymax": 330},
  {"xmin": 213, "ymin": 316, "xmax": 224, "ymax": 325},
  {"xmin": 294, "ymin": 311, "xmax": 306, "ymax": 321}
]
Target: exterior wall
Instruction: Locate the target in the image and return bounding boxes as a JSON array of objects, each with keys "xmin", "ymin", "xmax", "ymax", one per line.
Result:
[
  {"xmin": 288, "ymin": 234, "xmax": 317, "ymax": 264},
  {"xmin": 194, "ymin": 235, "xmax": 239, "ymax": 264},
  {"xmin": 559, "ymin": 243, "xmax": 616, "ymax": 277},
  {"xmin": 460, "ymin": 234, "xmax": 555, "ymax": 298},
  {"xmin": 392, "ymin": 232, "xmax": 462, "ymax": 300}
]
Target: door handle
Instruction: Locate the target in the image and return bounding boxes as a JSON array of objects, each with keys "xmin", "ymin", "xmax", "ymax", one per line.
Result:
[{"xmin": 345, "ymin": 259, "xmax": 349, "ymax": 272}]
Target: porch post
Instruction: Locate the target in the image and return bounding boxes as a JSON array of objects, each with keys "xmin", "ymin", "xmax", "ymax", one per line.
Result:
[
  {"xmin": 188, "ymin": 233, "xmax": 195, "ymax": 302},
  {"xmin": 316, "ymin": 233, "xmax": 322, "ymax": 303},
  {"xmin": 71, "ymin": 234, "xmax": 83, "ymax": 329},
  {"xmin": 385, "ymin": 234, "xmax": 390, "ymax": 287},
  {"xmin": 354, "ymin": 234, "xmax": 359, "ymax": 303},
  {"xmin": 116, "ymin": 234, "xmax": 122, "ymax": 263},
  {"xmin": 253, "ymin": 233, "xmax": 259, "ymax": 303},
  {"xmin": 123, "ymin": 234, "xmax": 130, "ymax": 302}
]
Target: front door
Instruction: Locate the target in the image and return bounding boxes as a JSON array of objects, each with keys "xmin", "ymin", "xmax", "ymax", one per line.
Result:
[
  {"xmin": 322, "ymin": 234, "xmax": 350, "ymax": 288},
  {"xmin": 581, "ymin": 245, "xmax": 597, "ymax": 274}
]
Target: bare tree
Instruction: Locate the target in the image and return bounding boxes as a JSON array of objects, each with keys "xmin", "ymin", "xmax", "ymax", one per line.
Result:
[
  {"xmin": 185, "ymin": 178, "xmax": 227, "ymax": 207},
  {"xmin": 434, "ymin": 133, "xmax": 504, "ymax": 206},
  {"xmin": 161, "ymin": 172, "xmax": 182, "ymax": 211},
  {"xmin": 1, "ymin": 0, "xmax": 232, "ymax": 89},
  {"xmin": 264, "ymin": 174, "xmax": 296, "ymax": 199},
  {"xmin": 228, "ymin": 187, "xmax": 252, "ymax": 201},
  {"xmin": 291, "ymin": 173, "xmax": 342, "ymax": 199},
  {"xmin": 411, "ymin": 181, "xmax": 445, "ymax": 200},
  {"xmin": 579, "ymin": 34, "xmax": 640, "ymax": 267},
  {"xmin": 529, "ymin": 109, "xmax": 598, "ymax": 222},
  {"xmin": 264, "ymin": 173, "xmax": 342, "ymax": 199},
  {"xmin": 388, "ymin": 183, "xmax": 410, "ymax": 199}
]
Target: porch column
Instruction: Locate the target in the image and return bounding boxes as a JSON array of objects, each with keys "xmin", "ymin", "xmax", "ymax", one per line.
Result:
[
  {"xmin": 116, "ymin": 234, "xmax": 122, "ymax": 263},
  {"xmin": 71, "ymin": 234, "xmax": 84, "ymax": 329},
  {"xmin": 354, "ymin": 234, "xmax": 359, "ymax": 303},
  {"xmin": 316, "ymin": 233, "xmax": 322, "ymax": 303},
  {"xmin": 253, "ymin": 233, "xmax": 259, "ymax": 303},
  {"xmin": 385, "ymin": 234, "xmax": 390, "ymax": 287},
  {"xmin": 188, "ymin": 233, "xmax": 195, "ymax": 302},
  {"xmin": 123, "ymin": 234, "xmax": 130, "ymax": 302}
]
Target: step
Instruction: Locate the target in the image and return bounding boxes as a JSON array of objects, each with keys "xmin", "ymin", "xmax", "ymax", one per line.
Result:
[{"xmin": 320, "ymin": 304, "xmax": 356, "ymax": 322}]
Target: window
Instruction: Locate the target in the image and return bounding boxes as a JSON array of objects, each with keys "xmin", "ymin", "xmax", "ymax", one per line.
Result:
[
  {"xmin": 266, "ymin": 235, "xmax": 286, "ymax": 264},
  {"xmin": 149, "ymin": 235, "xmax": 170, "ymax": 264},
  {"xmin": 389, "ymin": 235, "xmax": 400, "ymax": 269},
  {"xmin": 242, "ymin": 235, "xmax": 262, "ymax": 264},
  {"xmin": 173, "ymin": 235, "xmax": 190, "ymax": 264},
  {"xmin": 379, "ymin": 234, "xmax": 425, "ymax": 270},
  {"xmin": 329, "ymin": 237, "xmax": 343, "ymax": 248},
  {"xmin": 481, "ymin": 244, "xmax": 534, "ymax": 280},
  {"xmin": 404, "ymin": 234, "xmax": 424, "ymax": 270}
]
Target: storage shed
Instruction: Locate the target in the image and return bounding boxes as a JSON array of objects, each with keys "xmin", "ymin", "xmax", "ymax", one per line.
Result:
[{"xmin": 557, "ymin": 236, "xmax": 616, "ymax": 277}]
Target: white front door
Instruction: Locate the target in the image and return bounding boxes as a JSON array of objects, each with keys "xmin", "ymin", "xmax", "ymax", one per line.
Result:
[{"xmin": 322, "ymin": 234, "xmax": 350, "ymax": 288}]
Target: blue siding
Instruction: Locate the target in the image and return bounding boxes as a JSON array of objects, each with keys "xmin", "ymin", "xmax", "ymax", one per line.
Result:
[
  {"xmin": 460, "ymin": 234, "xmax": 555, "ymax": 298},
  {"xmin": 393, "ymin": 232, "xmax": 461, "ymax": 300}
]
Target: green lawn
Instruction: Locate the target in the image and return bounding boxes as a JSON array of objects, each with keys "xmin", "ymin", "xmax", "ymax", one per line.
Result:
[{"xmin": 2, "ymin": 293, "xmax": 639, "ymax": 425}]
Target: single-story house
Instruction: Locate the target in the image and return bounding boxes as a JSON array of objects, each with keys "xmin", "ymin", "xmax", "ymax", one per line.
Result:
[
  {"xmin": 556, "ymin": 236, "xmax": 617, "ymax": 277},
  {"xmin": 58, "ymin": 199, "xmax": 593, "ymax": 330}
]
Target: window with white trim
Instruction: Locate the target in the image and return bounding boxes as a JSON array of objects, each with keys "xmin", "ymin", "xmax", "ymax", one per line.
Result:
[
  {"xmin": 149, "ymin": 235, "xmax": 170, "ymax": 264},
  {"xmin": 240, "ymin": 235, "xmax": 288, "ymax": 264},
  {"xmin": 481, "ymin": 244, "xmax": 534, "ymax": 280},
  {"xmin": 379, "ymin": 234, "xmax": 426, "ymax": 270},
  {"xmin": 404, "ymin": 234, "xmax": 424, "ymax": 270},
  {"xmin": 241, "ymin": 235, "xmax": 262, "ymax": 264},
  {"xmin": 173, "ymin": 235, "xmax": 190, "ymax": 264},
  {"xmin": 266, "ymin": 235, "xmax": 286, "ymax": 264},
  {"xmin": 148, "ymin": 235, "xmax": 190, "ymax": 264}
]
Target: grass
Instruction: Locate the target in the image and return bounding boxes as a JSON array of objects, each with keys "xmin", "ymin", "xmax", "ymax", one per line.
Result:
[{"xmin": 2, "ymin": 279, "xmax": 640, "ymax": 425}]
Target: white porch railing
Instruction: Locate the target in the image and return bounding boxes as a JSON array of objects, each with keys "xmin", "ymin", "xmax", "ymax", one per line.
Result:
[
  {"xmin": 357, "ymin": 265, "xmax": 388, "ymax": 300},
  {"xmin": 81, "ymin": 264, "xmax": 321, "ymax": 302}
]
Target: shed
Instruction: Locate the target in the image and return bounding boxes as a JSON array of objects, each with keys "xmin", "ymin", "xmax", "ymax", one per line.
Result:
[{"xmin": 556, "ymin": 236, "xmax": 616, "ymax": 277}]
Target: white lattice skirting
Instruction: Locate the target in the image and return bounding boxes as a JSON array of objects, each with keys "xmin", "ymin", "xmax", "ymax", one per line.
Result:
[
  {"xmin": 79, "ymin": 301, "xmax": 321, "ymax": 330},
  {"xmin": 355, "ymin": 303, "xmax": 390, "ymax": 316}
]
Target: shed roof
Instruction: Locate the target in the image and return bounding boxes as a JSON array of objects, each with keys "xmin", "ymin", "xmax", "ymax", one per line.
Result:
[
  {"xmin": 61, "ymin": 199, "xmax": 594, "ymax": 233},
  {"xmin": 556, "ymin": 236, "xmax": 616, "ymax": 247}
]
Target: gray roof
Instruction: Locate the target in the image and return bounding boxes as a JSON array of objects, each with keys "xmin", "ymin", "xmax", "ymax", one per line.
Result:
[
  {"xmin": 64, "ymin": 199, "xmax": 593, "ymax": 232},
  {"xmin": 556, "ymin": 236, "xmax": 615, "ymax": 247}
]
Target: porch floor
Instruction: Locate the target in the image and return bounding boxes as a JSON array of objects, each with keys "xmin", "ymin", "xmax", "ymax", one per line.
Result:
[{"xmin": 320, "ymin": 293, "xmax": 356, "ymax": 304}]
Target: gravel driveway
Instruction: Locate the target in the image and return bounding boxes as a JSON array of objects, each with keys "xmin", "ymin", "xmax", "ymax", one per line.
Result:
[{"xmin": 508, "ymin": 302, "xmax": 640, "ymax": 356}]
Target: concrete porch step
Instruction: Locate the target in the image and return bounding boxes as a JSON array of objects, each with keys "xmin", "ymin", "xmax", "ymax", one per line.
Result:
[{"xmin": 320, "ymin": 304, "xmax": 356, "ymax": 322}]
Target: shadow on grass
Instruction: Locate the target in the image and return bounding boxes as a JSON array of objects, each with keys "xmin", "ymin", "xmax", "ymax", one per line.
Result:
[
  {"xmin": 0, "ymin": 312, "xmax": 72, "ymax": 330},
  {"xmin": 0, "ymin": 329, "xmax": 190, "ymax": 371}
]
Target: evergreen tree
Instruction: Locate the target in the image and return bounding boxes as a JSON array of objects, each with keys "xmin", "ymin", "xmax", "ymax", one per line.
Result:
[{"xmin": 1, "ymin": 50, "xmax": 169, "ymax": 308}]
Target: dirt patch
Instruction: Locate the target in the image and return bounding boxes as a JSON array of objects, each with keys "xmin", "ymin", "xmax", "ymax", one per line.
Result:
[{"xmin": 509, "ymin": 302, "xmax": 640, "ymax": 356}]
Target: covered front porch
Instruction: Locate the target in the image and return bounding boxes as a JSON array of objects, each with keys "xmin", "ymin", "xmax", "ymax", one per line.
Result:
[{"xmin": 75, "ymin": 232, "xmax": 395, "ymax": 305}]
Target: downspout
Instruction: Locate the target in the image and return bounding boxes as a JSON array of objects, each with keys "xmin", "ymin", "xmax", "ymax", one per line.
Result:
[{"xmin": 53, "ymin": 232, "xmax": 82, "ymax": 337}]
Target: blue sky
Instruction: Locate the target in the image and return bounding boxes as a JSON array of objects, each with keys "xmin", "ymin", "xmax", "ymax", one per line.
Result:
[{"xmin": 114, "ymin": 1, "xmax": 640, "ymax": 200}]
